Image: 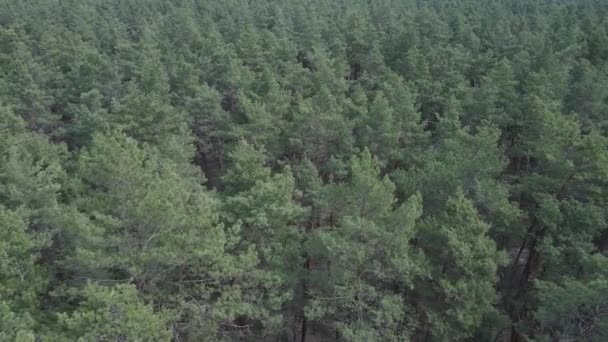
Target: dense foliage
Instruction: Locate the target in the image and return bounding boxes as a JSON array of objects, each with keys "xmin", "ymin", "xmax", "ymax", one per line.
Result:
[{"xmin": 1, "ymin": 0, "xmax": 608, "ymax": 340}]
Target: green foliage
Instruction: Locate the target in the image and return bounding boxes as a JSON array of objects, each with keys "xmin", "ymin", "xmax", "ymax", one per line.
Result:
[
  {"xmin": 70, "ymin": 131, "xmax": 244, "ymax": 338},
  {"xmin": 1, "ymin": 0, "xmax": 607, "ymax": 340},
  {"xmin": 0, "ymin": 128, "xmax": 67, "ymax": 210},
  {"xmin": 415, "ymin": 191, "xmax": 507, "ymax": 341},
  {"xmin": 0, "ymin": 207, "xmax": 47, "ymax": 341},
  {"xmin": 58, "ymin": 284, "xmax": 171, "ymax": 341},
  {"xmin": 535, "ymin": 277, "xmax": 608, "ymax": 341},
  {"xmin": 73, "ymin": 130, "xmax": 226, "ymax": 279},
  {"xmin": 306, "ymin": 150, "xmax": 423, "ymax": 341},
  {"xmin": 220, "ymin": 142, "xmax": 306, "ymax": 335}
]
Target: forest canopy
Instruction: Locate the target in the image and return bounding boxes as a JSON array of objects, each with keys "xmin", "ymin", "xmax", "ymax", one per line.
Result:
[{"xmin": 1, "ymin": 0, "xmax": 608, "ymax": 341}]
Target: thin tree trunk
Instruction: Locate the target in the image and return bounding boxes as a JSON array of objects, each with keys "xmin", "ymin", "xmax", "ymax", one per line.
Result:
[{"xmin": 300, "ymin": 314, "xmax": 308, "ymax": 342}]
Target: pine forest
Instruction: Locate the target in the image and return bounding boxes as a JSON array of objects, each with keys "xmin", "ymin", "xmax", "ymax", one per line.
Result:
[{"xmin": 1, "ymin": 0, "xmax": 608, "ymax": 341}]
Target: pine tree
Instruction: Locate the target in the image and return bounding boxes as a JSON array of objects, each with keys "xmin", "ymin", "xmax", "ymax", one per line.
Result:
[
  {"xmin": 413, "ymin": 190, "xmax": 506, "ymax": 341},
  {"xmin": 57, "ymin": 284, "xmax": 171, "ymax": 341},
  {"xmin": 70, "ymin": 131, "xmax": 246, "ymax": 340},
  {"xmin": 0, "ymin": 207, "xmax": 47, "ymax": 341},
  {"xmin": 306, "ymin": 150, "xmax": 423, "ymax": 341},
  {"xmin": 220, "ymin": 141, "xmax": 306, "ymax": 337}
]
